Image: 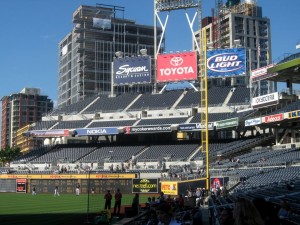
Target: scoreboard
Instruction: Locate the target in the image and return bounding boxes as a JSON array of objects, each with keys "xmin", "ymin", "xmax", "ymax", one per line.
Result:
[{"xmin": 16, "ymin": 179, "xmax": 27, "ymax": 193}]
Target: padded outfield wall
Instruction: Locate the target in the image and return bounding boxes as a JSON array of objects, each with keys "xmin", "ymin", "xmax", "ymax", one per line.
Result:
[
  {"xmin": 0, "ymin": 173, "xmax": 141, "ymax": 194},
  {"xmin": 0, "ymin": 173, "xmax": 214, "ymax": 195}
]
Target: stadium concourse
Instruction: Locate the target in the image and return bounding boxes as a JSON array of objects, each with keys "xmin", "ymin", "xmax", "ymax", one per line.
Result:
[{"xmin": 2, "ymin": 54, "xmax": 300, "ymax": 224}]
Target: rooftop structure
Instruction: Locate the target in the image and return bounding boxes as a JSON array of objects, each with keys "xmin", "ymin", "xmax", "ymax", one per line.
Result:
[{"xmin": 57, "ymin": 4, "xmax": 162, "ymax": 108}]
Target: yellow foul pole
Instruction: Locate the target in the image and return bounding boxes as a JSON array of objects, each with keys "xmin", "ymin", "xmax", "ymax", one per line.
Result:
[{"xmin": 199, "ymin": 28, "xmax": 209, "ymax": 190}]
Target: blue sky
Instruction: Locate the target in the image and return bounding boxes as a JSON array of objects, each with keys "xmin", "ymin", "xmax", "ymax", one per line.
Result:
[{"xmin": 0, "ymin": 0, "xmax": 299, "ymax": 102}]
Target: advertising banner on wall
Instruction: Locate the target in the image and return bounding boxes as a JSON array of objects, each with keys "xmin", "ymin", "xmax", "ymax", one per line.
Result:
[
  {"xmin": 288, "ymin": 110, "xmax": 300, "ymax": 119},
  {"xmin": 216, "ymin": 118, "xmax": 239, "ymax": 130},
  {"xmin": 16, "ymin": 179, "xmax": 26, "ymax": 193},
  {"xmin": 132, "ymin": 179, "xmax": 158, "ymax": 193},
  {"xmin": 207, "ymin": 48, "xmax": 246, "ymax": 77},
  {"xmin": 75, "ymin": 127, "xmax": 119, "ymax": 136},
  {"xmin": 156, "ymin": 51, "xmax": 197, "ymax": 82},
  {"xmin": 0, "ymin": 173, "xmax": 136, "ymax": 180},
  {"xmin": 252, "ymin": 92, "xmax": 279, "ymax": 109},
  {"xmin": 245, "ymin": 118, "xmax": 262, "ymax": 127},
  {"xmin": 27, "ymin": 129, "xmax": 69, "ymax": 137},
  {"xmin": 161, "ymin": 181, "xmax": 178, "ymax": 195},
  {"xmin": 210, "ymin": 177, "xmax": 223, "ymax": 189},
  {"xmin": 113, "ymin": 56, "xmax": 151, "ymax": 85},
  {"xmin": 263, "ymin": 114, "xmax": 283, "ymax": 123},
  {"xmin": 177, "ymin": 123, "xmax": 214, "ymax": 131},
  {"xmin": 124, "ymin": 125, "xmax": 171, "ymax": 134},
  {"xmin": 251, "ymin": 64, "xmax": 275, "ymax": 81}
]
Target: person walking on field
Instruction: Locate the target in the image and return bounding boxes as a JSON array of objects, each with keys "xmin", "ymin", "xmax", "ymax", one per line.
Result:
[
  {"xmin": 32, "ymin": 185, "xmax": 37, "ymax": 195},
  {"xmin": 54, "ymin": 186, "xmax": 60, "ymax": 196},
  {"xmin": 75, "ymin": 183, "xmax": 80, "ymax": 196},
  {"xmin": 114, "ymin": 188, "xmax": 122, "ymax": 215},
  {"xmin": 104, "ymin": 190, "xmax": 112, "ymax": 210}
]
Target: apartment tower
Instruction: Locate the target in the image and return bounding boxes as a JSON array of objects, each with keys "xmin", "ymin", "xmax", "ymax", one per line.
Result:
[
  {"xmin": 200, "ymin": 0, "xmax": 272, "ymax": 95},
  {"xmin": 1, "ymin": 88, "xmax": 53, "ymax": 148}
]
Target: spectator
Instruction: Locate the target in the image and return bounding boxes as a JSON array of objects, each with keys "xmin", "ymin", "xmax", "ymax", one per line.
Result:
[
  {"xmin": 192, "ymin": 207, "xmax": 203, "ymax": 225},
  {"xmin": 158, "ymin": 192, "xmax": 166, "ymax": 203},
  {"xmin": 146, "ymin": 197, "xmax": 152, "ymax": 209},
  {"xmin": 219, "ymin": 208, "xmax": 234, "ymax": 225},
  {"xmin": 104, "ymin": 190, "xmax": 112, "ymax": 210},
  {"xmin": 221, "ymin": 186, "xmax": 229, "ymax": 198},
  {"xmin": 156, "ymin": 202, "xmax": 180, "ymax": 225},
  {"xmin": 114, "ymin": 188, "xmax": 122, "ymax": 215},
  {"xmin": 286, "ymin": 181, "xmax": 295, "ymax": 191},
  {"xmin": 151, "ymin": 196, "xmax": 157, "ymax": 205},
  {"xmin": 233, "ymin": 198, "xmax": 264, "ymax": 225},
  {"xmin": 166, "ymin": 195, "xmax": 174, "ymax": 206},
  {"xmin": 196, "ymin": 188, "xmax": 201, "ymax": 206},
  {"xmin": 278, "ymin": 200, "xmax": 291, "ymax": 222},
  {"xmin": 175, "ymin": 194, "xmax": 184, "ymax": 210},
  {"xmin": 132, "ymin": 193, "xmax": 140, "ymax": 216},
  {"xmin": 252, "ymin": 197, "xmax": 280, "ymax": 225},
  {"xmin": 146, "ymin": 210, "xmax": 158, "ymax": 225}
]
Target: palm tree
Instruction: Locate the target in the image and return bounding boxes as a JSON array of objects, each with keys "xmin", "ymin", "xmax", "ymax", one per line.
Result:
[{"xmin": 0, "ymin": 146, "xmax": 22, "ymax": 167}]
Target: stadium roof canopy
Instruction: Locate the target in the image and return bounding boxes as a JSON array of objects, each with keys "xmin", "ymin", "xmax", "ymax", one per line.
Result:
[{"xmin": 266, "ymin": 55, "xmax": 300, "ymax": 83}]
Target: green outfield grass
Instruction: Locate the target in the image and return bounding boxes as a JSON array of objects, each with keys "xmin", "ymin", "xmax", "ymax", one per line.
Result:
[{"xmin": 0, "ymin": 193, "xmax": 150, "ymax": 225}]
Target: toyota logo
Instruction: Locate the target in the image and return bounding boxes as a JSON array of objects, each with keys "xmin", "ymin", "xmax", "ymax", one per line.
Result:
[{"xmin": 170, "ymin": 57, "xmax": 183, "ymax": 66}]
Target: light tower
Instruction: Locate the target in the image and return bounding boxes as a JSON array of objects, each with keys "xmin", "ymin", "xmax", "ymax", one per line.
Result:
[
  {"xmin": 154, "ymin": 0, "xmax": 210, "ymax": 190},
  {"xmin": 154, "ymin": 0, "xmax": 202, "ymax": 91}
]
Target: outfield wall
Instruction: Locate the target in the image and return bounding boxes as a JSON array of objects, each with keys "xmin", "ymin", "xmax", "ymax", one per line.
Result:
[
  {"xmin": 0, "ymin": 173, "xmax": 140, "ymax": 194},
  {"xmin": 0, "ymin": 174, "xmax": 209, "ymax": 195}
]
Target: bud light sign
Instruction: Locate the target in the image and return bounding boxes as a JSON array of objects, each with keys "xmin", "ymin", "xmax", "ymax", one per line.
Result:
[{"xmin": 207, "ymin": 48, "xmax": 246, "ymax": 77}]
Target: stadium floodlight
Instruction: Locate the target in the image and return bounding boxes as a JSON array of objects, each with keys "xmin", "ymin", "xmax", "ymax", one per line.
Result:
[
  {"xmin": 234, "ymin": 39, "xmax": 241, "ymax": 48},
  {"xmin": 115, "ymin": 51, "xmax": 123, "ymax": 58},
  {"xmin": 140, "ymin": 49, "xmax": 147, "ymax": 56}
]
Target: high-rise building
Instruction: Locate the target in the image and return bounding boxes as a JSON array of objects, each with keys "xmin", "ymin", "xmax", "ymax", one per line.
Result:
[
  {"xmin": 199, "ymin": 0, "xmax": 272, "ymax": 95},
  {"xmin": 1, "ymin": 88, "xmax": 53, "ymax": 148},
  {"xmin": 57, "ymin": 4, "xmax": 162, "ymax": 108}
]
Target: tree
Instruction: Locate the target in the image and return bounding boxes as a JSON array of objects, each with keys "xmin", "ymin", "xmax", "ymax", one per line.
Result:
[{"xmin": 0, "ymin": 146, "xmax": 22, "ymax": 166}]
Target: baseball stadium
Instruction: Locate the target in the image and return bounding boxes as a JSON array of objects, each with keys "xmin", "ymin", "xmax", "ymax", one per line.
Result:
[{"xmin": 1, "ymin": 1, "xmax": 300, "ymax": 225}]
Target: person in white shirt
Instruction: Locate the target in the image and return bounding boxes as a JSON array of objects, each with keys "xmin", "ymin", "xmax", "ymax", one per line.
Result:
[
  {"xmin": 54, "ymin": 186, "xmax": 60, "ymax": 196},
  {"xmin": 75, "ymin": 183, "xmax": 80, "ymax": 196},
  {"xmin": 32, "ymin": 185, "xmax": 37, "ymax": 195}
]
